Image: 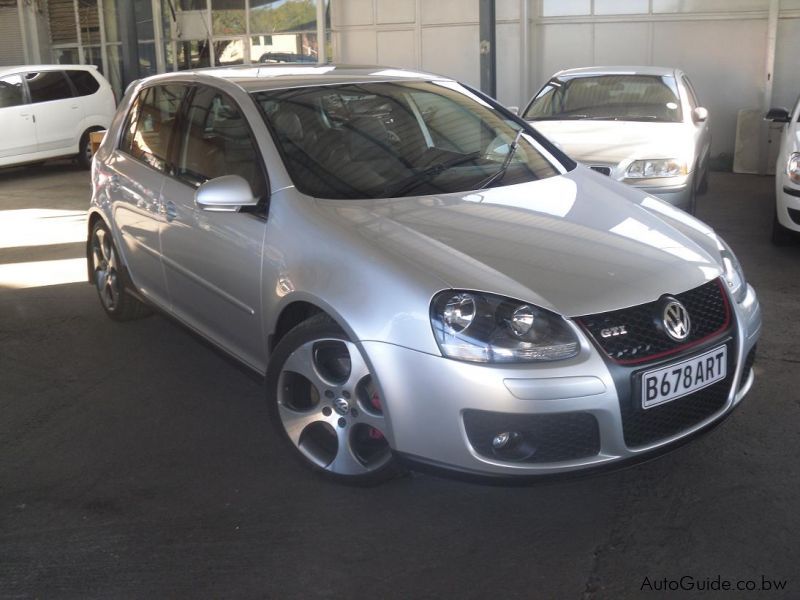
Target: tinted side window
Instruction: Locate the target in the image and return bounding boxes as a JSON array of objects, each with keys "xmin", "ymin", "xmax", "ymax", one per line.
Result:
[
  {"xmin": 120, "ymin": 84, "xmax": 186, "ymax": 172},
  {"xmin": 176, "ymin": 86, "xmax": 266, "ymax": 197},
  {"xmin": 26, "ymin": 71, "xmax": 73, "ymax": 103},
  {"xmin": 0, "ymin": 74, "xmax": 25, "ymax": 108},
  {"xmin": 66, "ymin": 70, "xmax": 100, "ymax": 96}
]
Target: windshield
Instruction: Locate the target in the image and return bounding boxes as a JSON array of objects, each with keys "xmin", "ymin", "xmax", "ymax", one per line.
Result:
[
  {"xmin": 251, "ymin": 81, "xmax": 562, "ymax": 200},
  {"xmin": 523, "ymin": 74, "xmax": 683, "ymax": 123}
]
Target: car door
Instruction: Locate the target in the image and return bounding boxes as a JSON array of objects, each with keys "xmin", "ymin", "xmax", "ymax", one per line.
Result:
[
  {"xmin": 24, "ymin": 70, "xmax": 80, "ymax": 154},
  {"xmin": 106, "ymin": 83, "xmax": 187, "ymax": 308},
  {"xmin": 159, "ymin": 84, "xmax": 269, "ymax": 369},
  {"xmin": 0, "ymin": 73, "xmax": 37, "ymax": 165}
]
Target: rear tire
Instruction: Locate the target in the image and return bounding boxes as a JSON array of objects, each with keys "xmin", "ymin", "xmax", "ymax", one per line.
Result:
[
  {"xmin": 266, "ymin": 314, "xmax": 404, "ymax": 486},
  {"xmin": 89, "ymin": 220, "xmax": 151, "ymax": 321},
  {"xmin": 771, "ymin": 208, "xmax": 795, "ymax": 246},
  {"xmin": 697, "ymin": 162, "xmax": 709, "ymax": 195}
]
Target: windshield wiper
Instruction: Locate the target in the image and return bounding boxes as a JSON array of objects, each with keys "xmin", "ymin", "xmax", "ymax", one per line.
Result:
[
  {"xmin": 383, "ymin": 151, "xmax": 481, "ymax": 197},
  {"xmin": 476, "ymin": 128, "xmax": 525, "ymax": 190}
]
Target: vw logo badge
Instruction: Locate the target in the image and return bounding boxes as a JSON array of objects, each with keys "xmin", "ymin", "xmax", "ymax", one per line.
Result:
[
  {"xmin": 662, "ymin": 300, "xmax": 691, "ymax": 341},
  {"xmin": 334, "ymin": 397, "xmax": 350, "ymax": 415}
]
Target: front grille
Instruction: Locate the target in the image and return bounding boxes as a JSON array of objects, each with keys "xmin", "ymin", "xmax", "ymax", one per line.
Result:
[
  {"xmin": 577, "ymin": 279, "xmax": 730, "ymax": 365},
  {"xmin": 788, "ymin": 207, "xmax": 800, "ymax": 225},
  {"xmin": 738, "ymin": 345, "xmax": 757, "ymax": 392},
  {"xmin": 590, "ymin": 166, "xmax": 612, "ymax": 176},
  {"xmin": 620, "ymin": 341, "xmax": 735, "ymax": 447},
  {"xmin": 463, "ymin": 410, "xmax": 600, "ymax": 463}
]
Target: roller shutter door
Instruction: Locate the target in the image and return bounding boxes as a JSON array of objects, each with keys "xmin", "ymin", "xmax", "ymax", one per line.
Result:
[{"xmin": 0, "ymin": 6, "xmax": 24, "ymax": 66}]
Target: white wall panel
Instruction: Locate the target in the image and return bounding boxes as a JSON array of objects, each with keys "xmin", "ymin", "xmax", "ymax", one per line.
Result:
[
  {"xmin": 421, "ymin": 0, "xmax": 478, "ymax": 25},
  {"xmin": 377, "ymin": 30, "xmax": 417, "ymax": 69},
  {"xmin": 652, "ymin": 19, "xmax": 766, "ymax": 156},
  {"xmin": 332, "ymin": 0, "xmax": 374, "ymax": 27},
  {"xmin": 421, "ymin": 25, "xmax": 480, "ymax": 88},
  {"xmin": 496, "ymin": 22, "xmax": 521, "ymax": 106},
  {"xmin": 594, "ymin": 22, "xmax": 649, "ymax": 65},
  {"xmin": 377, "ymin": 0, "xmax": 415, "ymax": 25},
  {"xmin": 335, "ymin": 29, "xmax": 377, "ymax": 64},
  {"xmin": 538, "ymin": 24, "xmax": 593, "ymax": 81},
  {"xmin": 497, "ymin": 0, "xmax": 520, "ymax": 21}
]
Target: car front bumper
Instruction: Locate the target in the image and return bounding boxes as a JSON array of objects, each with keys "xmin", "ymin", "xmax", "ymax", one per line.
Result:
[
  {"xmin": 631, "ymin": 177, "xmax": 694, "ymax": 210},
  {"xmin": 776, "ymin": 181, "xmax": 800, "ymax": 232},
  {"xmin": 364, "ymin": 284, "xmax": 761, "ymax": 478}
]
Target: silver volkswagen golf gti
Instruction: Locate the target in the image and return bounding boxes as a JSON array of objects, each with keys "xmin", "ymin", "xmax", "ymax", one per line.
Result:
[{"xmin": 87, "ymin": 65, "xmax": 761, "ymax": 484}]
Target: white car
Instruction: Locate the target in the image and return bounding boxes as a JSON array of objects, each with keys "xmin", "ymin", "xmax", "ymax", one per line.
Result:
[
  {"xmin": 0, "ymin": 65, "xmax": 115, "ymax": 169},
  {"xmin": 766, "ymin": 97, "xmax": 800, "ymax": 244},
  {"xmin": 522, "ymin": 66, "xmax": 711, "ymax": 214}
]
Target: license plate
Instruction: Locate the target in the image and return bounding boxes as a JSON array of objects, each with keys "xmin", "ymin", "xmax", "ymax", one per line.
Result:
[{"xmin": 641, "ymin": 345, "xmax": 727, "ymax": 409}]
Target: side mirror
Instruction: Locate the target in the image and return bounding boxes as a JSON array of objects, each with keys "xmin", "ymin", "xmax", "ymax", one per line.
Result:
[
  {"xmin": 765, "ymin": 107, "xmax": 791, "ymax": 122},
  {"xmin": 195, "ymin": 175, "xmax": 258, "ymax": 212},
  {"xmin": 506, "ymin": 105, "xmax": 520, "ymax": 116},
  {"xmin": 692, "ymin": 107, "xmax": 709, "ymax": 123}
]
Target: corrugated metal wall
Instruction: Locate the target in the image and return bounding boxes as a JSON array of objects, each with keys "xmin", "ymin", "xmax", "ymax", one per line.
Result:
[{"xmin": 0, "ymin": 5, "xmax": 25, "ymax": 66}]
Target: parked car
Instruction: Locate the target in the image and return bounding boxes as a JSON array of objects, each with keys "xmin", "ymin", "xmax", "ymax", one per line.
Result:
[
  {"xmin": 522, "ymin": 66, "xmax": 711, "ymax": 214},
  {"xmin": 765, "ymin": 96, "xmax": 800, "ymax": 244},
  {"xmin": 87, "ymin": 65, "xmax": 760, "ymax": 485},
  {"xmin": 0, "ymin": 65, "xmax": 115, "ymax": 169}
]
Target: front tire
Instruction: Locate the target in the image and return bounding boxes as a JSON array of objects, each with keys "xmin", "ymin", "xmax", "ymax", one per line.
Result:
[
  {"xmin": 89, "ymin": 221, "xmax": 151, "ymax": 321},
  {"xmin": 771, "ymin": 208, "xmax": 795, "ymax": 246},
  {"xmin": 266, "ymin": 314, "xmax": 403, "ymax": 485}
]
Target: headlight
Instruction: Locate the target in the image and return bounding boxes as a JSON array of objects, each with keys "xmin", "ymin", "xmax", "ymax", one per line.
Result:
[
  {"xmin": 787, "ymin": 152, "xmax": 800, "ymax": 185},
  {"xmin": 430, "ymin": 291, "xmax": 579, "ymax": 363},
  {"xmin": 717, "ymin": 237, "xmax": 747, "ymax": 304},
  {"xmin": 626, "ymin": 158, "xmax": 687, "ymax": 179}
]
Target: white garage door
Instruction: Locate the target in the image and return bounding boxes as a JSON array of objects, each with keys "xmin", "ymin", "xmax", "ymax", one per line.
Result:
[{"xmin": 0, "ymin": 6, "xmax": 25, "ymax": 66}]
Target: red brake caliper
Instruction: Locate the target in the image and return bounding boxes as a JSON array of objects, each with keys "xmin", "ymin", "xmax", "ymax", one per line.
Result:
[{"xmin": 368, "ymin": 390, "xmax": 384, "ymax": 439}]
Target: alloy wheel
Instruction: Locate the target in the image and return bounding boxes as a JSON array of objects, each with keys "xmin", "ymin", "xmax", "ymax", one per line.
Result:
[
  {"xmin": 276, "ymin": 338, "xmax": 391, "ymax": 476},
  {"xmin": 91, "ymin": 227, "xmax": 120, "ymax": 311}
]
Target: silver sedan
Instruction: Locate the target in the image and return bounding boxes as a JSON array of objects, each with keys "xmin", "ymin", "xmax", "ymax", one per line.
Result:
[
  {"xmin": 523, "ymin": 66, "xmax": 711, "ymax": 214},
  {"xmin": 87, "ymin": 65, "xmax": 760, "ymax": 484}
]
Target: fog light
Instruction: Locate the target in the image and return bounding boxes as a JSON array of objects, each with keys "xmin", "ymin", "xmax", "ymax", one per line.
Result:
[{"xmin": 492, "ymin": 431, "xmax": 520, "ymax": 449}]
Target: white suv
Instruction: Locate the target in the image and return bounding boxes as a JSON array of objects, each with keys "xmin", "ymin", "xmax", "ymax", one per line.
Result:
[{"xmin": 0, "ymin": 65, "xmax": 115, "ymax": 169}]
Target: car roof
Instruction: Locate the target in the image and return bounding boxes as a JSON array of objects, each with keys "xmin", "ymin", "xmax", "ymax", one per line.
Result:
[
  {"xmin": 552, "ymin": 66, "xmax": 679, "ymax": 79},
  {"xmin": 153, "ymin": 64, "xmax": 450, "ymax": 93},
  {"xmin": 0, "ymin": 64, "xmax": 99, "ymax": 77}
]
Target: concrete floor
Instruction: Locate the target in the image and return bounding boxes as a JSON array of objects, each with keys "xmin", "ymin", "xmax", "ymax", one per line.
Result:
[{"xmin": 0, "ymin": 163, "xmax": 798, "ymax": 599}]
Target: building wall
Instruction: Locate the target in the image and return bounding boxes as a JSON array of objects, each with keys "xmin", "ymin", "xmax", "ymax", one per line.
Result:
[
  {"xmin": 331, "ymin": 0, "xmax": 800, "ymax": 160},
  {"xmin": 331, "ymin": 0, "xmax": 525, "ymax": 109},
  {"xmin": 0, "ymin": 5, "xmax": 25, "ymax": 66}
]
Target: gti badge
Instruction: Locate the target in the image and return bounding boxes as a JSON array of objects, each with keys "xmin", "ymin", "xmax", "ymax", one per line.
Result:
[
  {"xmin": 600, "ymin": 325, "xmax": 628, "ymax": 338},
  {"xmin": 662, "ymin": 299, "xmax": 691, "ymax": 341}
]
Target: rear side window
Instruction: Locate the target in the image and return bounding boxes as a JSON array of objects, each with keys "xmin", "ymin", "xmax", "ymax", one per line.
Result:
[
  {"xmin": 26, "ymin": 71, "xmax": 73, "ymax": 103},
  {"xmin": 120, "ymin": 84, "xmax": 186, "ymax": 172},
  {"xmin": 66, "ymin": 70, "xmax": 100, "ymax": 96},
  {"xmin": 0, "ymin": 74, "xmax": 25, "ymax": 108}
]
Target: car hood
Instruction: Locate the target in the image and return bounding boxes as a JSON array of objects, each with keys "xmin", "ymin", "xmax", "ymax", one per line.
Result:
[
  {"xmin": 318, "ymin": 167, "xmax": 722, "ymax": 317},
  {"xmin": 529, "ymin": 120, "xmax": 695, "ymax": 166}
]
